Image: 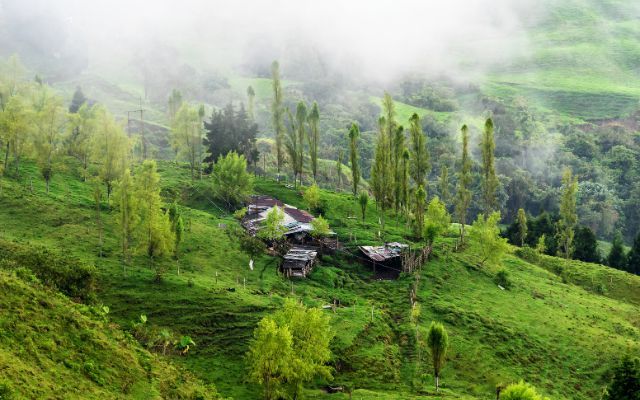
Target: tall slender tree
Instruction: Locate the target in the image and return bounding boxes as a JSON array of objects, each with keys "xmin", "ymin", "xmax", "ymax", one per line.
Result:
[
  {"xmin": 414, "ymin": 185, "xmax": 427, "ymax": 239},
  {"xmin": 114, "ymin": 169, "xmax": 137, "ymax": 270},
  {"xmin": 401, "ymin": 148, "xmax": 410, "ymax": 214},
  {"xmin": 32, "ymin": 86, "xmax": 65, "ymax": 193},
  {"xmin": 348, "ymin": 123, "xmax": 360, "ymax": 196},
  {"xmin": 426, "ymin": 321, "xmax": 449, "ymax": 393},
  {"xmin": 481, "ymin": 118, "xmax": 498, "ymax": 214},
  {"xmin": 516, "ymin": 208, "xmax": 528, "ymax": 247},
  {"xmin": 285, "ymin": 109, "xmax": 301, "ymax": 186},
  {"xmin": 295, "ymin": 101, "xmax": 307, "ymax": 185},
  {"xmin": 167, "ymin": 89, "xmax": 183, "ymax": 124},
  {"xmin": 371, "ymin": 116, "xmax": 393, "ymax": 213},
  {"xmin": 271, "ymin": 61, "xmax": 285, "ymax": 176},
  {"xmin": 0, "ymin": 95, "xmax": 30, "ymax": 175},
  {"xmin": 307, "ymin": 101, "xmax": 320, "ymax": 182},
  {"xmin": 409, "ymin": 113, "xmax": 429, "ymax": 188},
  {"xmin": 247, "ymin": 85, "xmax": 256, "ymax": 120},
  {"xmin": 171, "ymin": 103, "xmax": 204, "ymax": 180},
  {"xmin": 393, "ymin": 126, "xmax": 405, "ymax": 213},
  {"xmin": 455, "ymin": 125, "xmax": 472, "ymax": 243},
  {"xmin": 197, "ymin": 104, "xmax": 206, "ymax": 179},
  {"xmin": 92, "ymin": 107, "xmax": 129, "ymax": 204},
  {"xmin": 439, "ymin": 166, "xmax": 450, "ymax": 205},
  {"xmin": 336, "ymin": 149, "xmax": 343, "ymax": 190},
  {"xmin": 557, "ymin": 168, "xmax": 578, "ymax": 259},
  {"xmin": 134, "ymin": 160, "xmax": 174, "ymax": 280},
  {"xmin": 67, "ymin": 103, "xmax": 97, "ymax": 181}
]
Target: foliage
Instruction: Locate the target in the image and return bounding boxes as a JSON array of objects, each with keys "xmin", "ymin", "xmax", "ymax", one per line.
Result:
[
  {"xmin": 557, "ymin": 168, "xmax": 578, "ymax": 259},
  {"xmin": 468, "ymin": 212, "xmax": 510, "ymax": 266},
  {"xmin": 348, "ymin": 123, "xmax": 360, "ymax": 195},
  {"xmin": 304, "ymin": 183, "xmax": 320, "ymax": 212},
  {"xmin": 371, "ymin": 116, "xmax": 394, "ymax": 214},
  {"xmin": 0, "ymin": 238, "xmax": 96, "ymax": 302},
  {"xmin": 408, "ymin": 113, "xmax": 429, "ymax": 188},
  {"xmin": 273, "ymin": 299, "xmax": 334, "ymax": 398},
  {"xmin": 171, "ymin": 103, "xmax": 205, "ymax": 179},
  {"xmin": 91, "ymin": 107, "xmax": 128, "ymax": 202},
  {"xmin": 32, "ymin": 85, "xmax": 65, "ymax": 192},
  {"xmin": 501, "ymin": 381, "xmax": 549, "ymax": 400},
  {"xmin": 426, "ymin": 321, "xmax": 449, "ymax": 392},
  {"xmin": 258, "ymin": 206, "xmax": 286, "ymax": 241},
  {"xmin": 454, "ymin": 125, "xmax": 472, "ymax": 242},
  {"xmin": 480, "ymin": 118, "xmax": 498, "ymax": 214},
  {"xmin": 133, "ymin": 160, "xmax": 174, "ymax": 278},
  {"xmin": 211, "ymin": 151, "xmax": 254, "ymax": 208},
  {"xmin": 516, "ymin": 208, "xmax": 528, "ymax": 247},
  {"xmin": 113, "ymin": 169, "xmax": 138, "ymax": 265},
  {"xmin": 68, "ymin": 86, "xmax": 87, "ymax": 113},
  {"xmin": 308, "ymin": 101, "xmax": 320, "ymax": 181},
  {"xmin": 204, "ymin": 103, "xmax": 258, "ymax": 167},
  {"xmin": 423, "ymin": 196, "xmax": 450, "ymax": 246},
  {"xmin": 247, "ymin": 300, "xmax": 333, "ymax": 399},
  {"xmin": 607, "ymin": 232, "xmax": 627, "ymax": 271},
  {"xmin": 311, "ymin": 215, "xmax": 331, "ymax": 238},
  {"xmin": 573, "ymin": 226, "xmax": 600, "ymax": 264},
  {"xmin": 628, "ymin": 233, "xmax": 640, "ymax": 275},
  {"xmin": 494, "ymin": 269, "xmax": 513, "ymax": 289},
  {"xmin": 603, "ymin": 356, "xmax": 640, "ymax": 400},
  {"xmin": 358, "ymin": 191, "xmax": 369, "ymax": 223},
  {"xmin": 246, "ymin": 317, "xmax": 293, "ymax": 400}
]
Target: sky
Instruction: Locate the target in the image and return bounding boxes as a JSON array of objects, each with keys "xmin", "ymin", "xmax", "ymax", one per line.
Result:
[{"xmin": 0, "ymin": 0, "xmax": 540, "ymax": 83}]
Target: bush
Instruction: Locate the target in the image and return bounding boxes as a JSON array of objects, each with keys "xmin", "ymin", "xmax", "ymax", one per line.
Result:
[
  {"xmin": 501, "ymin": 381, "xmax": 549, "ymax": 400},
  {"xmin": 494, "ymin": 269, "xmax": 513, "ymax": 289},
  {"xmin": 0, "ymin": 239, "xmax": 96, "ymax": 302}
]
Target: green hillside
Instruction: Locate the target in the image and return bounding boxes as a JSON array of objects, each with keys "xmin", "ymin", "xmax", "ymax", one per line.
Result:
[
  {"xmin": 1, "ymin": 161, "xmax": 638, "ymax": 399},
  {"xmin": 0, "ymin": 262, "xmax": 216, "ymax": 399},
  {"xmin": 485, "ymin": 0, "xmax": 640, "ymax": 121}
]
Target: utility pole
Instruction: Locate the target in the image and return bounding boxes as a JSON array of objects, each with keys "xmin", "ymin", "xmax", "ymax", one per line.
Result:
[{"xmin": 126, "ymin": 97, "xmax": 146, "ymax": 160}]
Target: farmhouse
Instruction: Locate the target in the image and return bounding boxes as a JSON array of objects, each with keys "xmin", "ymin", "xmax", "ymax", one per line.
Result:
[{"xmin": 243, "ymin": 195, "xmax": 319, "ymax": 243}]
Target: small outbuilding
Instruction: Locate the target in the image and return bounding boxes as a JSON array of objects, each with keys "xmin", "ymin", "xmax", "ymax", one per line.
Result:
[
  {"xmin": 281, "ymin": 247, "xmax": 318, "ymax": 278},
  {"xmin": 358, "ymin": 242, "xmax": 409, "ymax": 278}
]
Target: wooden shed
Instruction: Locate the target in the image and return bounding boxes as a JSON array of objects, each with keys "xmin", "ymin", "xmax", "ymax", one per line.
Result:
[{"xmin": 281, "ymin": 247, "xmax": 318, "ymax": 278}]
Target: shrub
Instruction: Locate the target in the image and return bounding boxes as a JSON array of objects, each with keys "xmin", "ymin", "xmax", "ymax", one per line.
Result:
[
  {"xmin": 501, "ymin": 381, "xmax": 549, "ymax": 400},
  {"xmin": 494, "ymin": 269, "xmax": 513, "ymax": 289},
  {"xmin": 0, "ymin": 239, "xmax": 96, "ymax": 302}
]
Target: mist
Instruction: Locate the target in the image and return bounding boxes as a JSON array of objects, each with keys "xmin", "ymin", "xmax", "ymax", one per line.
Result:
[{"xmin": 0, "ymin": 0, "xmax": 540, "ymax": 84}]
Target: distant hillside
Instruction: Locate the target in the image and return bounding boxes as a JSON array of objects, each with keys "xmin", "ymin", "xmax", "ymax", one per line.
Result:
[{"xmin": 486, "ymin": 0, "xmax": 640, "ymax": 121}]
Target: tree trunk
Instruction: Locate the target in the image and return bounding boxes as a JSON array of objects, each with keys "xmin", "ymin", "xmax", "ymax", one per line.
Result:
[
  {"xmin": 436, "ymin": 374, "xmax": 439, "ymax": 392},
  {"xmin": 45, "ymin": 178, "xmax": 50, "ymax": 194},
  {"xmin": 3, "ymin": 142, "xmax": 9, "ymax": 173}
]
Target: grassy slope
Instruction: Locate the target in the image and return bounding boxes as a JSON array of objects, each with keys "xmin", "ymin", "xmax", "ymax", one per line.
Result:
[
  {"xmin": 485, "ymin": 0, "xmax": 640, "ymax": 121},
  {"xmin": 2, "ymin": 160, "xmax": 639, "ymax": 399},
  {"xmin": 0, "ymin": 267, "xmax": 216, "ymax": 399}
]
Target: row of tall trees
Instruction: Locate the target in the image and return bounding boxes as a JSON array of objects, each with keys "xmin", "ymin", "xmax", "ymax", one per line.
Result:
[{"xmin": 270, "ymin": 61, "xmax": 322, "ymax": 185}]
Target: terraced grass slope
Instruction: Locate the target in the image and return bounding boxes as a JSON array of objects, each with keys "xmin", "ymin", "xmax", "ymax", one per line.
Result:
[
  {"xmin": 1, "ymin": 161, "xmax": 639, "ymax": 399},
  {"xmin": 486, "ymin": 0, "xmax": 640, "ymax": 121}
]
